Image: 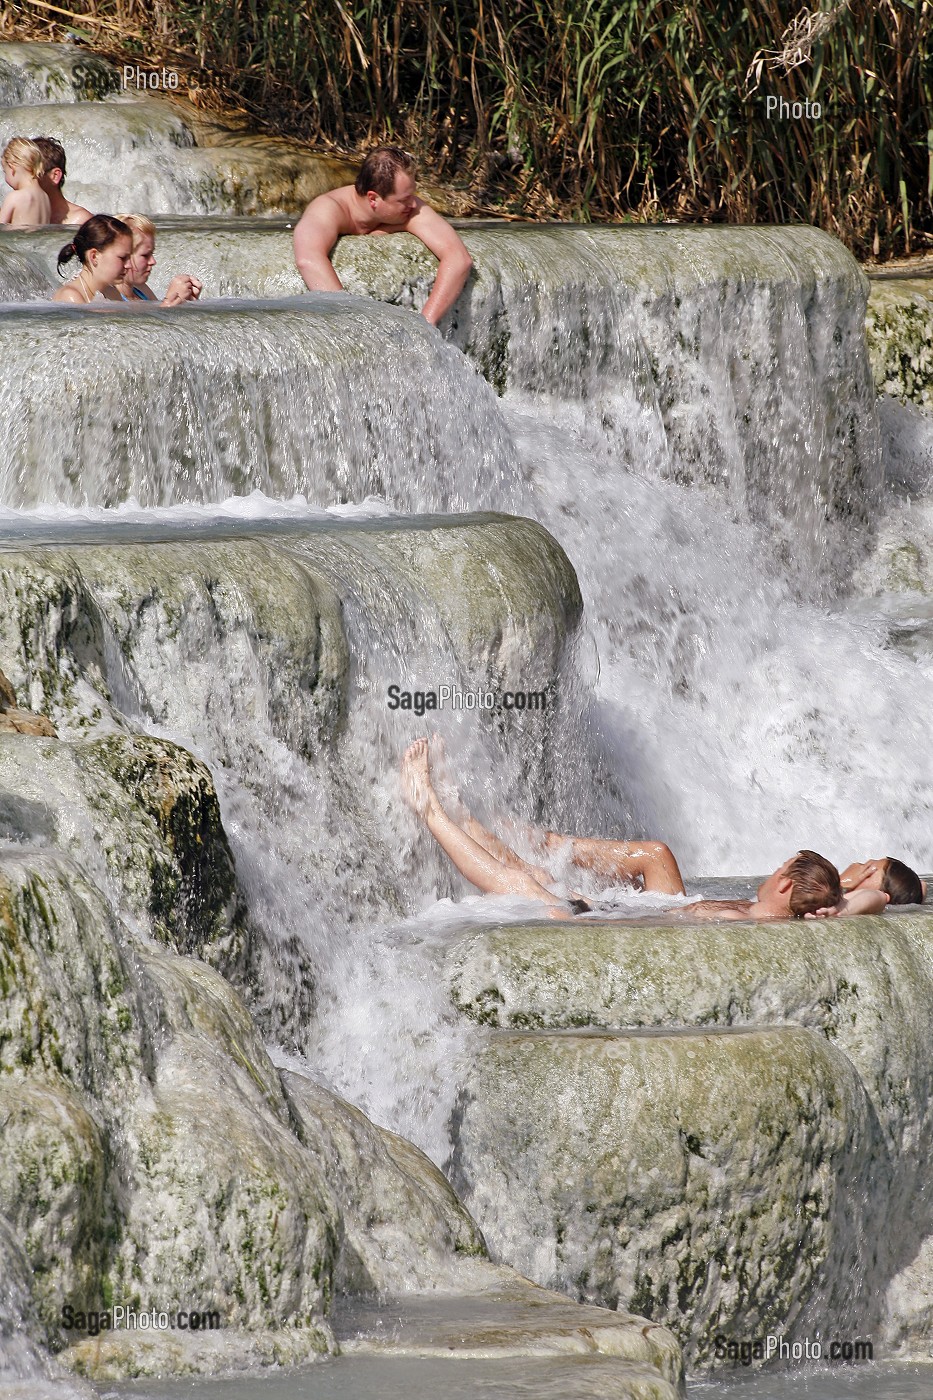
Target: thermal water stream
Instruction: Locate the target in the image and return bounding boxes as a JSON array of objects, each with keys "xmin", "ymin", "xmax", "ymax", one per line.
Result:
[{"xmin": 3, "ymin": 39, "xmax": 933, "ymax": 1400}]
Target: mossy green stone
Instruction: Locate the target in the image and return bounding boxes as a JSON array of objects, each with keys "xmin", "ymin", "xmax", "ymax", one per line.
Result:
[
  {"xmin": 866, "ymin": 280, "xmax": 933, "ymax": 410},
  {"xmin": 452, "ymin": 1025, "xmax": 880, "ymax": 1365}
]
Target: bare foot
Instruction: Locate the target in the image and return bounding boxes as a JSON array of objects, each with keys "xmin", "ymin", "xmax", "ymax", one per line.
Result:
[
  {"xmin": 428, "ymin": 731, "xmax": 466, "ymax": 815},
  {"xmin": 430, "ymin": 731, "xmax": 447, "ymax": 763},
  {"xmin": 401, "ymin": 738, "xmax": 434, "ymax": 817}
]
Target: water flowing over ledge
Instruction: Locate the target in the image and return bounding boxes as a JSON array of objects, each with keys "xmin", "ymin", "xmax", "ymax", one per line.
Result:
[
  {"xmin": 4, "ymin": 38, "xmax": 933, "ymax": 1395},
  {"xmin": 0, "ymin": 222, "xmax": 881, "ymax": 580},
  {"xmin": 0, "ymin": 42, "xmax": 355, "ymax": 216}
]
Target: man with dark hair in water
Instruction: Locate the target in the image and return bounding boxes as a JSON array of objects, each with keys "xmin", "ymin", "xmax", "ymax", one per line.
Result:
[
  {"xmin": 31, "ymin": 137, "xmax": 91, "ymax": 227},
  {"xmin": 400, "ymin": 739, "xmax": 845, "ymax": 922},
  {"xmin": 293, "ymin": 145, "xmax": 473, "ymax": 326}
]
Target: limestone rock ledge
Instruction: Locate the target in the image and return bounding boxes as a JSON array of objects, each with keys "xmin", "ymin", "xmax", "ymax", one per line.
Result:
[
  {"xmin": 0, "ymin": 665, "xmax": 55, "ymax": 737},
  {"xmin": 446, "ymin": 914, "xmax": 933, "ymax": 1364},
  {"xmin": 0, "ymin": 852, "xmax": 459, "ymax": 1377},
  {"xmin": 0, "ymin": 850, "xmax": 683, "ymax": 1391},
  {"xmin": 450, "ymin": 1025, "xmax": 879, "ymax": 1365},
  {"xmin": 866, "ymin": 279, "xmax": 933, "ymax": 412},
  {"xmin": 337, "ymin": 1273, "xmax": 684, "ymax": 1398}
]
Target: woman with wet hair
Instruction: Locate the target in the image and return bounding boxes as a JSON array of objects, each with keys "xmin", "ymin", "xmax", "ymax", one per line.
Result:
[
  {"xmin": 114, "ymin": 213, "xmax": 201, "ymax": 305},
  {"xmin": 52, "ymin": 214, "xmax": 133, "ymax": 304},
  {"xmin": 840, "ymin": 857, "xmax": 926, "ymax": 906}
]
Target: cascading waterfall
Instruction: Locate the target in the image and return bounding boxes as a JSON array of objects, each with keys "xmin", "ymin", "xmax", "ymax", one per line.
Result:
[
  {"xmin": 4, "ymin": 39, "xmax": 933, "ymax": 1391},
  {"xmin": 0, "ymin": 299, "xmax": 519, "ymax": 512},
  {"xmin": 3, "ymin": 217, "xmax": 930, "ymax": 874},
  {"xmin": 0, "ymin": 41, "xmax": 353, "ymax": 216}
]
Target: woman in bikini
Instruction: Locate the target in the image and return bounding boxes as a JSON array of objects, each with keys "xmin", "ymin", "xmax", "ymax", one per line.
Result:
[
  {"xmin": 114, "ymin": 213, "xmax": 201, "ymax": 305},
  {"xmin": 52, "ymin": 215, "xmax": 133, "ymax": 304}
]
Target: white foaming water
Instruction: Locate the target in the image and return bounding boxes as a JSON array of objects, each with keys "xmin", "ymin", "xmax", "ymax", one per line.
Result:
[
  {"xmin": 5, "ymin": 42, "xmax": 933, "ymax": 1399},
  {"xmin": 0, "ymin": 41, "xmax": 118, "ymax": 105},
  {"xmin": 509, "ymin": 405, "xmax": 933, "ymax": 875},
  {"xmin": 2, "ymin": 514, "xmax": 576, "ymax": 1167},
  {"xmin": 0, "ymin": 97, "xmax": 217, "ymax": 214},
  {"xmin": 3, "ymin": 193, "xmax": 933, "ymax": 1391},
  {"xmin": 0, "ymin": 298, "xmax": 519, "ymax": 512}
]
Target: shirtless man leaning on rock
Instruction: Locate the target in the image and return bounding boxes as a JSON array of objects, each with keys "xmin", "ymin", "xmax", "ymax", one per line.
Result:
[{"xmin": 292, "ymin": 145, "xmax": 473, "ymax": 326}]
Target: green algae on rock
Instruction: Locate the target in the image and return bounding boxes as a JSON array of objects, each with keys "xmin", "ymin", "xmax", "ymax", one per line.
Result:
[
  {"xmin": 0, "ymin": 541, "xmax": 349, "ymax": 748},
  {"xmin": 0, "ymin": 42, "xmax": 357, "ymax": 216},
  {"xmin": 0, "ymin": 844, "xmax": 687, "ymax": 1389},
  {"xmin": 360, "ymin": 517, "xmax": 582, "ymax": 679},
  {"xmin": 0, "ymin": 519, "xmax": 578, "ymax": 748},
  {"xmin": 447, "ymin": 914, "xmax": 933, "ymax": 1149},
  {"xmin": 0, "ymin": 41, "xmax": 120, "ymax": 103},
  {"xmin": 866, "ymin": 279, "xmax": 933, "ymax": 411},
  {"xmin": 282, "ymin": 1070, "xmax": 486, "ymax": 1295},
  {"xmin": 0, "ymin": 735, "xmax": 243, "ymax": 966},
  {"xmin": 0, "ymin": 851, "xmax": 499, "ymax": 1379},
  {"xmin": 450, "ymin": 1024, "xmax": 881, "ymax": 1366}
]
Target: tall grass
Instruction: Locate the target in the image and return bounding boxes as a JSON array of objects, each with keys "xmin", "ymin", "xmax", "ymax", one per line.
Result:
[{"xmin": 10, "ymin": 0, "xmax": 933, "ymax": 256}]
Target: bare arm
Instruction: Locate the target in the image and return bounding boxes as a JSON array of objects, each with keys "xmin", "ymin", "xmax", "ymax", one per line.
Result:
[
  {"xmin": 844, "ymin": 890, "xmax": 889, "ymax": 915},
  {"xmin": 838, "ymin": 860, "xmax": 879, "ymax": 892},
  {"xmin": 293, "ymin": 195, "xmax": 346, "ymax": 292},
  {"xmin": 405, "ymin": 203, "xmax": 473, "ymax": 325},
  {"xmin": 0, "ymin": 191, "xmax": 17, "ymax": 225},
  {"xmin": 684, "ymin": 900, "xmax": 749, "ymax": 921},
  {"xmin": 805, "ymin": 890, "xmax": 889, "ymax": 918}
]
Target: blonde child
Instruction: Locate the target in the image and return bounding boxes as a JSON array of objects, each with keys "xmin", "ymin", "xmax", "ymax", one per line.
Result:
[{"xmin": 1, "ymin": 138, "xmax": 52, "ymax": 226}]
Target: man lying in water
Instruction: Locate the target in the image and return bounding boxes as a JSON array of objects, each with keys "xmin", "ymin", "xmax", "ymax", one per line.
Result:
[{"xmin": 400, "ymin": 738, "xmax": 892, "ymax": 921}]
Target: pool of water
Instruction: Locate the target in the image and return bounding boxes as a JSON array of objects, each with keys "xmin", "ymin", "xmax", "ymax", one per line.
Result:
[
  {"xmin": 690, "ymin": 1363, "xmax": 933, "ymax": 1397},
  {"xmin": 97, "ymin": 1358, "xmax": 933, "ymax": 1400}
]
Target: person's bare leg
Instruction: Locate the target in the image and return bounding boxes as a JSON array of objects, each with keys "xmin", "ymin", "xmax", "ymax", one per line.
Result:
[
  {"xmin": 427, "ymin": 735, "xmax": 554, "ymax": 884},
  {"xmin": 459, "ymin": 813, "xmax": 555, "ymax": 883},
  {"xmin": 543, "ymin": 832, "xmax": 686, "ymax": 895},
  {"xmin": 402, "ymin": 740, "xmax": 564, "ymax": 906}
]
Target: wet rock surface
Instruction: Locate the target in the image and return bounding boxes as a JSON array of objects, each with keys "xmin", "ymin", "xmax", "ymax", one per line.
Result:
[
  {"xmin": 866, "ymin": 278, "xmax": 933, "ymax": 412},
  {"xmin": 444, "ymin": 913, "xmax": 933, "ymax": 1365},
  {"xmin": 0, "ymin": 516, "xmax": 687, "ymax": 1394},
  {"xmin": 451, "ymin": 1025, "xmax": 880, "ymax": 1365},
  {"xmin": 0, "ymin": 851, "xmax": 485, "ymax": 1379},
  {"xmin": 0, "ymin": 666, "xmax": 56, "ymax": 737},
  {"xmin": 0, "ymin": 41, "xmax": 356, "ymax": 215}
]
